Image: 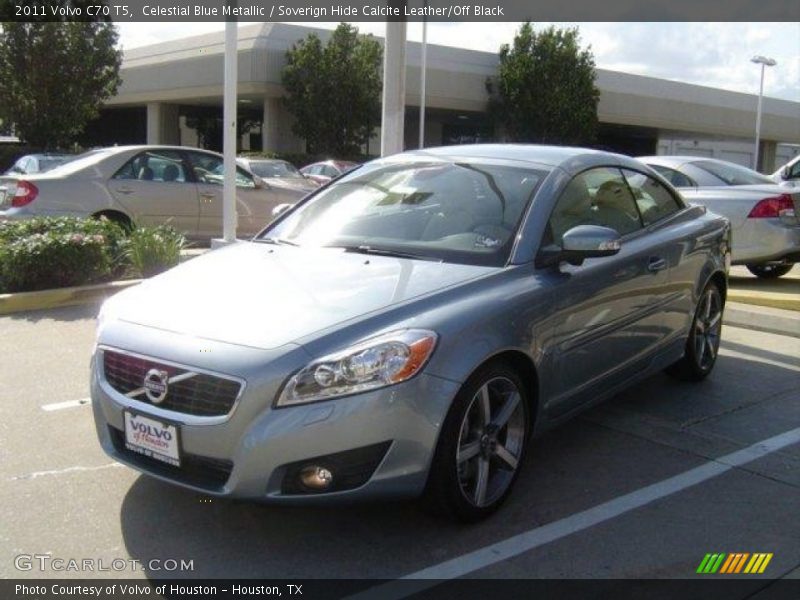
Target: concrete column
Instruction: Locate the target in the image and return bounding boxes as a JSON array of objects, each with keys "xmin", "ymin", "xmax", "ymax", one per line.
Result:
[
  {"xmin": 759, "ymin": 140, "xmax": 777, "ymax": 173},
  {"xmin": 381, "ymin": 18, "xmax": 407, "ymax": 157},
  {"xmin": 262, "ymin": 97, "xmax": 280, "ymax": 154},
  {"xmin": 146, "ymin": 103, "xmax": 179, "ymax": 145}
]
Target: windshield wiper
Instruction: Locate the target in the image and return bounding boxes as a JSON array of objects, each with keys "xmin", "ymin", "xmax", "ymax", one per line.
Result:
[
  {"xmin": 256, "ymin": 237, "xmax": 299, "ymax": 246},
  {"xmin": 337, "ymin": 245, "xmax": 442, "ymax": 262}
]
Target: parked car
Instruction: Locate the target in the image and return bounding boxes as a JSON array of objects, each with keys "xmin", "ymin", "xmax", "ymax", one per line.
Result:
[
  {"xmin": 771, "ymin": 155, "xmax": 800, "ymax": 188},
  {"xmin": 92, "ymin": 145, "xmax": 730, "ymax": 521},
  {"xmin": 5, "ymin": 153, "xmax": 73, "ymax": 175},
  {"xmin": 639, "ymin": 156, "xmax": 799, "ymax": 278},
  {"xmin": 300, "ymin": 159, "xmax": 358, "ymax": 185},
  {"xmin": 237, "ymin": 157, "xmax": 318, "ymax": 193},
  {"xmin": 0, "ymin": 146, "xmax": 307, "ymax": 239}
]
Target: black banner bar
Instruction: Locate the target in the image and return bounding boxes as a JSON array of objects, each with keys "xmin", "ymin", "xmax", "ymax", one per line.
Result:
[
  {"xmin": 1, "ymin": 0, "xmax": 799, "ymax": 22},
  {"xmin": 4, "ymin": 579, "xmax": 800, "ymax": 600}
]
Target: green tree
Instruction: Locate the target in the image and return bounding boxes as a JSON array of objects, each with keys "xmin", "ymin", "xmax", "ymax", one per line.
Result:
[
  {"xmin": 282, "ymin": 23, "xmax": 382, "ymax": 156},
  {"xmin": 486, "ymin": 22, "xmax": 600, "ymax": 145},
  {"xmin": 0, "ymin": 16, "xmax": 122, "ymax": 149}
]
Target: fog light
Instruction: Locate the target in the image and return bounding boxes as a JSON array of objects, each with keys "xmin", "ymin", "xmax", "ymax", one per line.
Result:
[{"xmin": 299, "ymin": 465, "xmax": 333, "ymax": 490}]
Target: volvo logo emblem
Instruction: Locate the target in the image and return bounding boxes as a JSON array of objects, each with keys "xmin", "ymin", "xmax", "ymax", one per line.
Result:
[{"xmin": 143, "ymin": 369, "xmax": 169, "ymax": 404}]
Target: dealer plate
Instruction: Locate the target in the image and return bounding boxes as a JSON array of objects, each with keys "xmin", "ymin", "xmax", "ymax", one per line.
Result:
[{"xmin": 124, "ymin": 411, "xmax": 181, "ymax": 467}]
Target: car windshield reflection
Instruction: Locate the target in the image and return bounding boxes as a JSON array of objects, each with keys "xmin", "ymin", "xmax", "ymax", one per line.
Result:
[{"xmin": 260, "ymin": 161, "xmax": 547, "ymax": 266}]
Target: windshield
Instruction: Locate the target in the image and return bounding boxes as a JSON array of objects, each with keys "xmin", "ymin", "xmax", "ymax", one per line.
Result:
[
  {"xmin": 260, "ymin": 160, "xmax": 547, "ymax": 266},
  {"xmin": 43, "ymin": 149, "xmax": 114, "ymax": 176},
  {"xmin": 248, "ymin": 160, "xmax": 303, "ymax": 179},
  {"xmin": 693, "ymin": 160, "xmax": 775, "ymax": 186},
  {"xmin": 39, "ymin": 157, "xmax": 71, "ymax": 172}
]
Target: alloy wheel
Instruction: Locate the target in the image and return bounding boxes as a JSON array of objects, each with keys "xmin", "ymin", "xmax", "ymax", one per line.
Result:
[
  {"xmin": 693, "ymin": 287, "xmax": 723, "ymax": 372},
  {"xmin": 455, "ymin": 376, "xmax": 526, "ymax": 507}
]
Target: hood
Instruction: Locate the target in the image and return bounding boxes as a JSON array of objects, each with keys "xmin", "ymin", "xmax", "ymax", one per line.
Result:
[
  {"xmin": 105, "ymin": 242, "xmax": 496, "ymax": 350},
  {"xmin": 265, "ymin": 177, "xmax": 317, "ymax": 193}
]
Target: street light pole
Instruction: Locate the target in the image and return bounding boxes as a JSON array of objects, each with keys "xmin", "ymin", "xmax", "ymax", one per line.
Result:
[
  {"xmin": 419, "ymin": 5, "xmax": 427, "ymax": 149},
  {"xmin": 751, "ymin": 55, "xmax": 776, "ymax": 171}
]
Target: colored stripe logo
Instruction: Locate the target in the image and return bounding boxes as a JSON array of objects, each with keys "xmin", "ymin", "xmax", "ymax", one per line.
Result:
[{"xmin": 697, "ymin": 553, "xmax": 772, "ymax": 574}]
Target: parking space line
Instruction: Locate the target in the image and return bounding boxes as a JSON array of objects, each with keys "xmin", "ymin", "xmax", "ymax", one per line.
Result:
[
  {"xmin": 349, "ymin": 426, "xmax": 800, "ymax": 600},
  {"xmin": 10, "ymin": 463, "xmax": 124, "ymax": 481},
  {"xmin": 41, "ymin": 398, "xmax": 90, "ymax": 412}
]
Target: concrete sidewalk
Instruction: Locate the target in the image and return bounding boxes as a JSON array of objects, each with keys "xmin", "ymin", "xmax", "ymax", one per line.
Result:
[
  {"xmin": 724, "ymin": 301, "xmax": 800, "ymax": 339},
  {"xmin": 728, "ymin": 265, "xmax": 800, "ymax": 312}
]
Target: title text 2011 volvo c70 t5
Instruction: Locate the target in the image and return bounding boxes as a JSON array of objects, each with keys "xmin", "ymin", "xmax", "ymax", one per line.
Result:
[{"xmin": 92, "ymin": 145, "xmax": 730, "ymax": 521}]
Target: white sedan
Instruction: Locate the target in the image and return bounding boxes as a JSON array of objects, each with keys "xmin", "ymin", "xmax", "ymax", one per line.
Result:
[
  {"xmin": 640, "ymin": 156, "xmax": 800, "ymax": 278},
  {"xmin": 0, "ymin": 146, "xmax": 308, "ymax": 239}
]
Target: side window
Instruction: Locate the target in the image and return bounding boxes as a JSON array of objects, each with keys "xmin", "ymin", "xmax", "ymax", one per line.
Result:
[
  {"xmin": 649, "ymin": 165, "xmax": 695, "ymax": 188},
  {"xmin": 235, "ymin": 168, "xmax": 255, "ymax": 189},
  {"xmin": 186, "ymin": 151, "xmax": 224, "ymax": 185},
  {"xmin": 113, "ymin": 151, "xmax": 187, "ymax": 183},
  {"xmin": 622, "ymin": 169, "xmax": 683, "ymax": 226},
  {"xmin": 788, "ymin": 159, "xmax": 800, "ymax": 179},
  {"xmin": 322, "ymin": 165, "xmax": 339, "ymax": 178},
  {"xmin": 548, "ymin": 167, "xmax": 643, "ymax": 245}
]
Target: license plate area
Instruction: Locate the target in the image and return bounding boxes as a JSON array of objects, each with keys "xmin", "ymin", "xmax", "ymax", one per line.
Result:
[{"xmin": 124, "ymin": 411, "xmax": 181, "ymax": 467}]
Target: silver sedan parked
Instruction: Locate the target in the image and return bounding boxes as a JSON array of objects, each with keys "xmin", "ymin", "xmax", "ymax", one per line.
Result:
[
  {"xmin": 92, "ymin": 145, "xmax": 730, "ymax": 521},
  {"xmin": 236, "ymin": 157, "xmax": 319, "ymax": 194},
  {"xmin": 0, "ymin": 145, "xmax": 307, "ymax": 238},
  {"xmin": 640, "ymin": 156, "xmax": 800, "ymax": 278}
]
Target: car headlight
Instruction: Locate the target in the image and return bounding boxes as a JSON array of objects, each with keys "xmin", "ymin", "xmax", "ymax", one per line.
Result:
[{"xmin": 276, "ymin": 329, "xmax": 438, "ymax": 407}]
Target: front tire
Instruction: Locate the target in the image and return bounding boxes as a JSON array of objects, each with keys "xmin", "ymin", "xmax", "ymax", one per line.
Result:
[
  {"xmin": 666, "ymin": 281, "xmax": 724, "ymax": 381},
  {"xmin": 423, "ymin": 363, "xmax": 529, "ymax": 522},
  {"xmin": 746, "ymin": 263, "xmax": 793, "ymax": 279}
]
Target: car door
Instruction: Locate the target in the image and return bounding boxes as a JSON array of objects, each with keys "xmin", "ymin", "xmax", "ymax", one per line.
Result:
[
  {"xmin": 544, "ymin": 166, "xmax": 675, "ymax": 417},
  {"xmin": 108, "ymin": 150, "xmax": 199, "ymax": 235}
]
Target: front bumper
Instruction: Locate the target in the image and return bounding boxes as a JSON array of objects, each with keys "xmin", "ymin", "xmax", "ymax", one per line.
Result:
[{"xmin": 91, "ymin": 332, "xmax": 458, "ymax": 503}]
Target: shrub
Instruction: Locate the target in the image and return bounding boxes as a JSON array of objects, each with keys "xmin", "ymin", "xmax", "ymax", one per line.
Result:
[
  {"xmin": 0, "ymin": 231, "xmax": 110, "ymax": 292},
  {"xmin": 0, "ymin": 215, "xmax": 127, "ymax": 276},
  {"xmin": 125, "ymin": 225, "xmax": 185, "ymax": 278}
]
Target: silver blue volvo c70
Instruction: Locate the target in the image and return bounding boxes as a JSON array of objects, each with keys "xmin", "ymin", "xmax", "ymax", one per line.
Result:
[{"xmin": 91, "ymin": 145, "xmax": 731, "ymax": 521}]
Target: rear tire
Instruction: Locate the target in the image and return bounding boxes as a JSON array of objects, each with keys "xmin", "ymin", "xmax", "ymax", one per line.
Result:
[
  {"xmin": 746, "ymin": 263, "xmax": 793, "ymax": 279},
  {"xmin": 423, "ymin": 362, "xmax": 529, "ymax": 522},
  {"xmin": 93, "ymin": 211, "xmax": 133, "ymax": 233},
  {"xmin": 666, "ymin": 281, "xmax": 723, "ymax": 381}
]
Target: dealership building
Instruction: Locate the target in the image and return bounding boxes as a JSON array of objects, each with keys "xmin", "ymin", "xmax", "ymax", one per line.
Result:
[{"xmin": 90, "ymin": 22, "xmax": 800, "ymax": 170}]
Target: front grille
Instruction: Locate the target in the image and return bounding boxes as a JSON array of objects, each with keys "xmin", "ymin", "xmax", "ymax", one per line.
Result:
[
  {"xmin": 109, "ymin": 426, "xmax": 233, "ymax": 491},
  {"xmin": 102, "ymin": 349, "xmax": 242, "ymax": 417}
]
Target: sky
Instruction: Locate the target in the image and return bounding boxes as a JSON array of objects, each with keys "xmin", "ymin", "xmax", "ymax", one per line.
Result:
[{"xmin": 115, "ymin": 22, "xmax": 800, "ymax": 103}]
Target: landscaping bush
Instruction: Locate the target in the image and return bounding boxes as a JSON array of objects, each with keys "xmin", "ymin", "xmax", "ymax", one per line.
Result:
[
  {"xmin": 125, "ymin": 225, "xmax": 185, "ymax": 278},
  {"xmin": 0, "ymin": 231, "xmax": 110, "ymax": 292},
  {"xmin": 0, "ymin": 217, "xmax": 185, "ymax": 293},
  {"xmin": 0, "ymin": 216, "xmax": 128, "ymax": 276}
]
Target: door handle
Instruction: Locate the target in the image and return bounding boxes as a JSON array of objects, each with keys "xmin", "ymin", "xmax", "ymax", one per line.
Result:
[
  {"xmin": 115, "ymin": 187, "xmax": 134, "ymax": 195},
  {"xmin": 647, "ymin": 257, "xmax": 667, "ymax": 272}
]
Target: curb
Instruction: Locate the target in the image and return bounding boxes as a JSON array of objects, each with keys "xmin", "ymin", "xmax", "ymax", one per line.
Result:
[
  {"xmin": 724, "ymin": 302, "xmax": 800, "ymax": 339},
  {"xmin": 0, "ymin": 280, "xmax": 142, "ymax": 316},
  {"xmin": 727, "ymin": 290, "xmax": 800, "ymax": 313}
]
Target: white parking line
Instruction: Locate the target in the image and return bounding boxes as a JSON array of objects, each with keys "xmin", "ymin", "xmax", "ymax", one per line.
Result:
[
  {"xmin": 41, "ymin": 398, "xmax": 90, "ymax": 412},
  {"xmin": 349, "ymin": 426, "xmax": 800, "ymax": 600},
  {"xmin": 10, "ymin": 463, "xmax": 124, "ymax": 481}
]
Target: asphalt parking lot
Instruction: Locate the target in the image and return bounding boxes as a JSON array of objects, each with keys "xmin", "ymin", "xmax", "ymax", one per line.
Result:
[{"xmin": 1, "ymin": 299, "xmax": 799, "ymax": 591}]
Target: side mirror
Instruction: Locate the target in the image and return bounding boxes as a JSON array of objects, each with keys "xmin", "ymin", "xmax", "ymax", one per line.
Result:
[
  {"xmin": 782, "ymin": 166, "xmax": 791, "ymax": 179},
  {"xmin": 272, "ymin": 203, "xmax": 292, "ymax": 217},
  {"xmin": 561, "ymin": 225, "xmax": 622, "ymax": 266}
]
